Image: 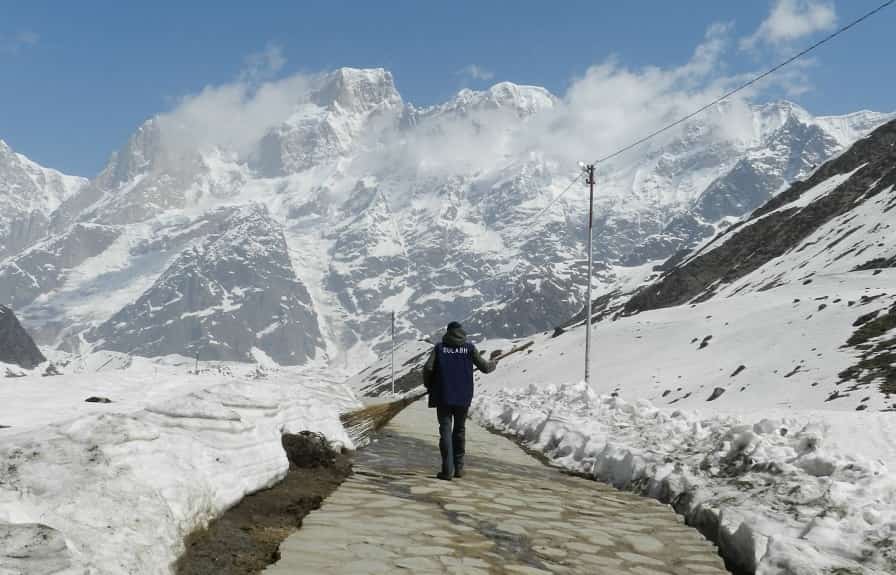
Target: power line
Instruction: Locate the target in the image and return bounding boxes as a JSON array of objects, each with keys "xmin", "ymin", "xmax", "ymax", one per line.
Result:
[
  {"xmin": 503, "ymin": 0, "xmax": 893, "ymax": 294},
  {"xmin": 594, "ymin": 0, "xmax": 895, "ymax": 166},
  {"xmin": 531, "ymin": 0, "xmax": 895, "ymax": 221}
]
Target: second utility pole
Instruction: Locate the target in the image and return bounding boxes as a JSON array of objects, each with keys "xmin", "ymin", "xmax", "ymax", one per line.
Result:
[
  {"xmin": 391, "ymin": 310, "xmax": 396, "ymax": 395},
  {"xmin": 583, "ymin": 164, "xmax": 595, "ymax": 386}
]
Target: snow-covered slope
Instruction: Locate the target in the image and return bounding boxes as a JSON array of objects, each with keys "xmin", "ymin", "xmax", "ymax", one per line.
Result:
[
  {"xmin": 0, "ymin": 355, "xmax": 358, "ymax": 573},
  {"xmin": 462, "ymin": 120, "xmax": 896, "ymax": 574},
  {"xmin": 1, "ymin": 69, "xmax": 891, "ymax": 372},
  {"xmin": 474, "ymin": 381, "xmax": 896, "ymax": 575},
  {"xmin": 621, "ymin": 119, "xmax": 896, "ymax": 400},
  {"xmin": 0, "ymin": 140, "xmax": 86, "ymax": 260}
]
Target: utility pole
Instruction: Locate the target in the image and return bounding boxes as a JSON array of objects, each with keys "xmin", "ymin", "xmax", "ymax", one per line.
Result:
[
  {"xmin": 583, "ymin": 164, "xmax": 596, "ymax": 385},
  {"xmin": 391, "ymin": 311, "xmax": 396, "ymax": 396}
]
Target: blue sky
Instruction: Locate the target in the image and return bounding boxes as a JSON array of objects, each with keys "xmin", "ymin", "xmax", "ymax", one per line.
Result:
[{"xmin": 1, "ymin": 1, "xmax": 893, "ymax": 176}]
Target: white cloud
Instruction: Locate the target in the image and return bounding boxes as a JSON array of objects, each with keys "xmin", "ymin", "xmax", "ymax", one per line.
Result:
[
  {"xmin": 0, "ymin": 30, "xmax": 39, "ymax": 54},
  {"xmin": 152, "ymin": 21, "xmax": 807, "ymax": 195},
  {"xmin": 353, "ymin": 21, "xmax": 765, "ymax": 191},
  {"xmin": 156, "ymin": 47, "xmax": 312, "ymax": 161},
  {"xmin": 523, "ymin": 22, "xmax": 754, "ymax": 171},
  {"xmin": 767, "ymin": 58, "xmax": 816, "ymax": 96},
  {"xmin": 741, "ymin": 0, "xmax": 837, "ymax": 50},
  {"xmin": 458, "ymin": 64, "xmax": 494, "ymax": 82}
]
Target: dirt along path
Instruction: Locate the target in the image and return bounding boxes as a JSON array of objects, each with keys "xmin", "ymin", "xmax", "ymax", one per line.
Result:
[
  {"xmin": 175, "ymin": 432, "xmax": 352, "ymax": 575},
  {"xmin": 264, "ymin": 402, "xmax": 731, "ymax": 575}
]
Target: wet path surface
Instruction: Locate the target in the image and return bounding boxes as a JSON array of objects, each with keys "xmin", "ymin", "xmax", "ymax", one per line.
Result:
[{"xmin": 264, "ymin": 403, "xmax": 729, "ymax": 574}]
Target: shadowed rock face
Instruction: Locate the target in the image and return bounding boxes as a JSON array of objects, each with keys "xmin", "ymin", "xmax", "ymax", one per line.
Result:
[
  {"xmin": 0, "ymin": 211, "xmax": 50, "ymax": 264},
  {"xmin": 0, "ymin": 224, "xmax": 122, "ymax": 309},
  {"xmin": 0, "ymin": 306, "xmax": 46, "ymax": 369},
  {"xmin": 696, "ymin": 118, "xmax": 838, "ymax": 221},
  {"xmin": 464, "ymin": 265, "xmax": 594, "ymax": 339},
  {"xmin": 88, "ymin": 205, "xmax": 323, "ymax": 365},
  {"xmin": 623, "ymin": 119, "xmax": 896, "ymax": 315},
  {"xmin": 622, "ymin": 115, "xmax": 855, "ymax": 268},
  {"xmin": 622, "ymin": 212, "xmax": 717, "ymax": 267}
]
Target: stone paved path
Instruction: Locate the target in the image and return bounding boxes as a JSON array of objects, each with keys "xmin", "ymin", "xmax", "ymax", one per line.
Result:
[{"xmin": 264, "ymin": 403, "xmax": 729, "ymax": 574}]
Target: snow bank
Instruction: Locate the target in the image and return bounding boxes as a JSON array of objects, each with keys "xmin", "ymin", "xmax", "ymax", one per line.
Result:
[
  {"xmin": 473, "ymin": 381, "xmax": 896, "ymax": 574},
  {"xmin": 0, "ymin": 374, "xmax": 356, "ymax": 574}
]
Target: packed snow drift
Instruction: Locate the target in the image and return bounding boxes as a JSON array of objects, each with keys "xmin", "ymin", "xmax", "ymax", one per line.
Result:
[
  {"xmin": 473, "ymin": 382, "xmax": 896, "ymax": 574},
  {"xmin": 467, "ymin": 272, "xmax": 896, "ymax": 574},
  {"xmin": 0, "ymin": 353, "xmax": 358, "ymax": 574}
]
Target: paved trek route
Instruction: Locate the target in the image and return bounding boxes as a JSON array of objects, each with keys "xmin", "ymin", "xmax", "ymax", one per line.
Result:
[{"xmin": 265, "ymin": 403, "xmax": 730, "ymax": 574}]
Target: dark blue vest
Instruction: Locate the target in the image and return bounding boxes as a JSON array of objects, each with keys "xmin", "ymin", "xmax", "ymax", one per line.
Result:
[{"xmin": 433, "ymin": 342, "xmax": 475, "ymax": 406}]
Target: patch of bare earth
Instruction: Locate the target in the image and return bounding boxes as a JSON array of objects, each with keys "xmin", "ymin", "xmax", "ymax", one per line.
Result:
[{"xmin": 175, "ymin": 432, "xmax": 352, "ymax": 575}]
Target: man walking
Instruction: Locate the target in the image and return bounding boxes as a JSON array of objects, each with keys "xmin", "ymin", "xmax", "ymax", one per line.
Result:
[{"xmin": 423, "ymin": 321, "xmax": 497, "ymax": 480}]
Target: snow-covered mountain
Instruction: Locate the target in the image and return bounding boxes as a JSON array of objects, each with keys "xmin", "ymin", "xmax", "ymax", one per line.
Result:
[
  {"xmin": 0, "ymin": 140, "xmax": 85, "ymax": 260},
  {"xmin": 622, "ymin": 102, "xmax": 890, "ymax": 265},
  {"xmin": 350, "ymin": 118, "xmax": 896, "ymax": 575},
  {"xmin": 0, "ymin": 68, "xmax": 890, "ymax": 370},
  {"xmin": 87, "ymin": 204, "xmax": 323, "ymax": 365}
]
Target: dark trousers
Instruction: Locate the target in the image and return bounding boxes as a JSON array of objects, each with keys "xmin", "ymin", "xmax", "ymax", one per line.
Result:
[{"xmin": 436, "ymin": 405, "xmax": 468, "ymax": 475}]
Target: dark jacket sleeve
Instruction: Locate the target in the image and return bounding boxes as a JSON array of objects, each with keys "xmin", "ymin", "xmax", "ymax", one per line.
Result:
[
  {"xmin": 471, "ymin": 345, "xmax": 496, "ymax": 374},
  {"xmin": 422, "ymin": 348, "xmax": 437, "ymax": 389}
]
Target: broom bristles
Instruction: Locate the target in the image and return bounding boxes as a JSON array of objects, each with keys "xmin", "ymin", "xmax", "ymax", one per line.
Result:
[
  {"xmin": 340, "ymin": 389, "xmax": 427, "ymax": 445},
  {"xmin": 341, "ymin": 341, "xmax": 533, "ymax": 445}
]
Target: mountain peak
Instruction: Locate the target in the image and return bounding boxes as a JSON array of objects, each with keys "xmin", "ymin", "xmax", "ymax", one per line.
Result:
[
  {"xmin": 752, "ymin": 100, "xmax": 812, "ymax": 130},
  {"xmin": 446, "ymin": 82, "xmax": 556, "ymax": 118},
  {"xmin": 750, "ymin": 101, "xmax": 892, "ymax": 147},
  {"xmin": 98, "ymin": 118, "xmax": 164, "ymax": 186},
  {"xmin": 311, "ymin": 67, "xmax": 402, "ymax": 113},
  {"xmin": 0, "ymin": 138, "xmax": 86, "ymax": 211}
]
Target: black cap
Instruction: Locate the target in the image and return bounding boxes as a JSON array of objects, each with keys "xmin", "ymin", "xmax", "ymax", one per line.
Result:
[{"xmin": 447, "ymin": 321, "xmax": 463, "ymax": 330}]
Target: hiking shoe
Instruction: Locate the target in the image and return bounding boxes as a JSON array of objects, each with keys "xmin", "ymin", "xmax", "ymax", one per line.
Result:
[{"xmin": 436, "ymin": 472, "xmax": 453, "ymax": 481}]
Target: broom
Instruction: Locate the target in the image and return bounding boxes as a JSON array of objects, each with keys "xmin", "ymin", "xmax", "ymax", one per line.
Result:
[{"xmin": 340, "ymin": 341, "xmax": 534, "ymax": 445}]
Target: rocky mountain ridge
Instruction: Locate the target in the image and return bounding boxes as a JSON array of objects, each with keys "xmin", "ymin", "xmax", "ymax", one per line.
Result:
[
  {"xmin": 0, "ymin": 140, "xmax": 86, "ymax": 261},
  {"xmin": 0, "ymin": 68, "xmax": 891, "ymax": 369},
  {"xmin": 624, "ymin": 118, "xmax": 896, "ymax": 314}
]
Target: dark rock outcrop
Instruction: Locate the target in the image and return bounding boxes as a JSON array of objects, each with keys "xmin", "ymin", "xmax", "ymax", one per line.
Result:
[
  {"xmin": 0, "ymin": 306, "xmax": 45, "ymax": 369},
  {"xmin": 0, "ymin": 223, "xmax": 122, "ymax": 309},
  {"xmin": 839, "ymin": 303, "xmax": 896, "ymax": 394}
]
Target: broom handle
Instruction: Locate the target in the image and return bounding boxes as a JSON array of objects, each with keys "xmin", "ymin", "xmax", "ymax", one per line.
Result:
[{"xmin": 475, "ymin": 340, "xmax": 532, "ymax": 370}]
